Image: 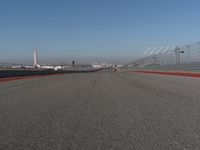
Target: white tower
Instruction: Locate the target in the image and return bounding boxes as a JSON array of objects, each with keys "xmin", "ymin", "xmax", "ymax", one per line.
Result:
[{"xmin": 33, "ymin": 49, "xmax": 39, "ymax": 68}]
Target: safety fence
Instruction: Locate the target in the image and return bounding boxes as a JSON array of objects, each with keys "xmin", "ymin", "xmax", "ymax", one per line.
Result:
[{"xmin": 127, "ymin": 41, "xmax": 200, "ymax": 71}]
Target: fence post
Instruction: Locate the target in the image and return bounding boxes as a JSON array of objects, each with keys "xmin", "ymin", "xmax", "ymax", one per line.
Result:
[
  {"xmin": 198, "ymin": 41, "xmax": 200, "ymax": 62},
  {"xmin": 186, "ymin": 45, "xmax": 190, "ymax": 64}
]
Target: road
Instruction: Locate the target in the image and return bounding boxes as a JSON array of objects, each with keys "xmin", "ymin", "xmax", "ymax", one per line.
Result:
[{"xmin": 1, "ymin": 71, "xmax": 200, "ymax": 150}]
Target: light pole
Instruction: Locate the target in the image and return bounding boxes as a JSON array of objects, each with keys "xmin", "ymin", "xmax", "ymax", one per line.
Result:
[{"xmin": 175, "ymin": 47, "xmax": 180, "ymax": 65}]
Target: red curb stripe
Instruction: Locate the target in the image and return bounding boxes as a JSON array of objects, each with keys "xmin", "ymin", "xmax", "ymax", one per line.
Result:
[
  {"xmin": 132, "ymin": 71, "xmax": 200, "ymax": 78},
  {"xmin": 0, "ymin": 74, "xmax": 63, "ymax": 84}
]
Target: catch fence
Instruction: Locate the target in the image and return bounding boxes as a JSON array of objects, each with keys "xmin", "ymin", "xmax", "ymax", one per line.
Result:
[{"xmin": 128, "ymin": 41, "xmax": 200, "ymax": 71}]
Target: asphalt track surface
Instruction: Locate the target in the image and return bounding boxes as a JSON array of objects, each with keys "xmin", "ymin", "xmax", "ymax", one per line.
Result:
[{"xmin": 1, "ymin": 70, "xmax": 200, "ymax": 150}]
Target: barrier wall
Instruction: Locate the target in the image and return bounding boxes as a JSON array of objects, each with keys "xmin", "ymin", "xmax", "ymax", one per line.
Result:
[{"xmin": 0, "ymin": 69, "xmax": 100, "ymax": 78}]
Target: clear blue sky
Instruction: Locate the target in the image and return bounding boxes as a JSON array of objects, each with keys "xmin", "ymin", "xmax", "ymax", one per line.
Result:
[{"xmin": 1, "ymin": 0, "xmax": 200, "ymax": 64}]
